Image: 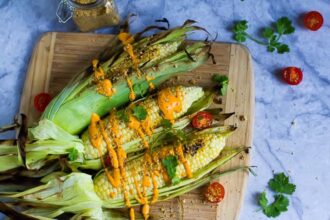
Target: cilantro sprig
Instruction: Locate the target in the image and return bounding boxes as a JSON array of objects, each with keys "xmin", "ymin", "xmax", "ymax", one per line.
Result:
[
  {"xmin": 268, "ymin": 173, "xmax": 296, "ymax": 195},
  {"xmin": 212, "ymin": 74, "xmax": 229, "ymax": 96},
  {"xmin": 132, "ymin": 106, "xmax": 148, "ymax": 121},
  {"xmin": 162, "ymin": 155, "xmax": 180, "ymax": 184},
  {"xmin": 259, "ymin": 192, "xmax": 289, "ymax": 217},
  {"xmin": 233, "ymin": 17, "xmax": 295, "ymax": 54},
  {"xmin": 258, "ymin": 172, "xmax": 296, "ymax": 218}
]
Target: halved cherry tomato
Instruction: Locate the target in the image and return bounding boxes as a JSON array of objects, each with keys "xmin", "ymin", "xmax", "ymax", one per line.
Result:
[
  {"xmin": 192, "ymin": 111, "xmax": 213, "ymax": 129},
  {"xmin": 34, "ymin": 93, "xmax": 52, "ymax": 112},
  {"xmin": 282, "ymin": 67, "xmax": 303, "ymax": 85},
  {"xmin": 304, "ymin": 11, "xmax": 323, "ymax": 31},
  {"xmin": 204, "ymin": 181, "xmax": 225, "ymax": 203}
]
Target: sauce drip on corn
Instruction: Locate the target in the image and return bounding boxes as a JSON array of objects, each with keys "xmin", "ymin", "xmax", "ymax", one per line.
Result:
[
  {"xmin": 176, "ymin": 143, "xmax": 192, "ymax": 178},
  {"xmin": 92, "ymin": 59, "xmax": 115, "ymax": 97},
  {"xmin": 157, "ymin": 87, "xmax": 183, "ymax": 123}
]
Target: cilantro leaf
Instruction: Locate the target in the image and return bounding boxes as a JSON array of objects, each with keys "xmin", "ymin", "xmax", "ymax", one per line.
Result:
[
  {"xmin": 276, "ymin": 17, "xmax": 295, "ymax": 35},
  {"xmin": 267, "ymin": 45, "xmax": 276, "ymax": 52},
  {"xmin": 234, "ymin": 20, "xmax": 248, "ymax": 32},
  {"xmin": 132, "ymin": 106, "xmax": 147, "ymax": 121},
  {"xmin": 258, "ymin": 192, "xmax": 268, "ymax": 208},
  {"xmin": 162, "ymin": 155, "xmax": 180, "ymax": 184},
  {"xmin": 268, "ymin": 173, "xmax": 296, "ymax": 195},
  {"xmin": 258, "ymin": 192, "xmax": 289, "ymax": 218},
  {"xmin": 273, "ymin": 194, "xmax": 289, "ymax": 212},
  {"xmin": 161, "ymin": 119, "xmax": 172, "ymax": 129},
  {"xmin": 116, "ymin": 110, "xmax": 129, "ymax": 123},
  {"xmin": 68, "ymin": 148, "xmax": 79, "ymax": 161},
  {"xmin": 262, "ymin": 27, "xmax": 274, "ymax": 39},
  {"xmin": 234, "ymin": 33, "xmax": 247, "ymax": 42},
  {"xmin": 212, "ymin": 75, "xmax": 229, "ymax": 96},
  {"xmin": 133, "ymin": 81, "xmax": 149, "ymax": 97},
  {"xmin": 275, "ymin": 43, "xmax": 290, "ymax": 54}
]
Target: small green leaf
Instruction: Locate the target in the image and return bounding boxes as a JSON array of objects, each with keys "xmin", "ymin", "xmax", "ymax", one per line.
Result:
[
  {"xmin": 276, "ymin": 17, "xmax": 295, "ymax": 35},
  {"xmin": 273, "ymin": 194, "xmax": 289, "ymax": 212},
  {"xmin": 220, "ymin": 83, "xmax": 228, "ymax": 96},
  {"xmin": 133, "ymin": 82, "xmax": 149, "ymax": 97},
  {"xmin": 268, "ymin": 173, "xmax": 296, "ymax": 195},
  {"xmin": 116, "ymin": 110, "xmax": 129, "ymax": 123},
  {"xmin": 276, "ymin": 43, "xmax": 290, "ymax": 54},
  {"xmin": 262, "ymin": 27, "xmax": 274, "ymax": 39},
  {"xmin": 132, "ymin": 106, "xmax": 148, "ymax": 121},
  {"xmin": 68, "ymin": 148, "xmax": 78, "ymax": 161},
  {"xmin": 259, "ymin": 192, "xmax": 268, "ymax": 208},
  {"xmin": 234, "ymin": 33, "xmax": 247, "ymax": 42},
  {"xmin": 162, "ymin": 155, "xmax": 179, "ymax": 184},
  {"xmin": 267, "ymin": 45, "xmax": 275, "ymax": 52},
  {"xmin": 212, "ymin": 75, "xmax": 229, "ymax": 96},
  {"xmin": 234, "ymin": 20, "xmax": 248, "ymax": 32},
  {"xmin": 161, "ymin": 119, "xmax": 172, "ymax": 129}
]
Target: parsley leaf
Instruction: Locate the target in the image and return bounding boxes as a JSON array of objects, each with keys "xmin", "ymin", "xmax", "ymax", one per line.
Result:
[
  {"xmin": 259, "ymin": 192, "xmax": 289, "ymax": 217},
  {"xmin": 212, "ymin": 74, "xmax": 229, "ymax": 96},
  {"xmin": 132, "ymin": 106, "xmax": 148, "ymax": 121},
  {"xmin": 116, "ymin": 110, "xmax": 129, "ymax": 123},
  {"xmin": 162, "ymin": 155, "xmax": 180, "ymax": 184},
  {"xmin": 68, "ymin": 148, "xmax": 79, "ymax": 161},
  {"xmin": 133, "ymin": 82, "xmax": 149, "ymax": 97},
  {"xmin": 275, "ymin": 17, "xmax": 295, "ymax": 35},
  {"xmin": 161, "ymin": 119, "xmax": 172, "ymax": 129},
  {"xmin": 268, "ymin": 173, "xmax": 296, "ymax": 195},
  {"xmin": 233, "ymin": 20, "xmax": 248, "ymax": 42},
  {"xmin": 262, "ymin": 27, "xmax": 274, "ymax": 38}
]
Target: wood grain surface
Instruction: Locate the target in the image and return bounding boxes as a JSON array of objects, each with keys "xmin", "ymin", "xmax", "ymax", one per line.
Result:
[{"xmin": 20, "ymin": 32, "xmax": 254, "ymax": 220}]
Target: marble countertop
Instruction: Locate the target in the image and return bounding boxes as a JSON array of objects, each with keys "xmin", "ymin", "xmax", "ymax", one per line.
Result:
[{"xmin": 0, "ymin": 0, "xmax": 329, "ymax": 219}]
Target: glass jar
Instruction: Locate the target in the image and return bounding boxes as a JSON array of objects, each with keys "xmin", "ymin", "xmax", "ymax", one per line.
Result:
[{"xmin": 57, "ymin": 0, "xmax": 120, "ymax": 32}]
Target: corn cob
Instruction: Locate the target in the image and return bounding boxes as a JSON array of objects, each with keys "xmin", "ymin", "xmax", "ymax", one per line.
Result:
[
  {"xmin": 42, "ymin": 21, "xmax": 211, "ymax": 135},
  {"xmin": 82, "ymin": 86, "xmax": 204, "ymax": 160},
  {"xmin": 93, "ymin": 130, "xmax": 228, "ymax": 201}
]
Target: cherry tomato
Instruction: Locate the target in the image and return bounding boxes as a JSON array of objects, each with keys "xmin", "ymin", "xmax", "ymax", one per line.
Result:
[
  {"xmin": 34, "ymin": 93, "xmax": 52, "ymax": 112},
  {"xmin": 304, "ymin": 11, "xmax": 323, "ymax": 31},
  {"xmin": 282, "ymin": 67, "xmax": 303, "ymax": 85},
  {"xmin": 192, "ymin": 111, "xmax": 213, "ymax": 129},
  {"xmin": 204, "ymin": 181, "xmax": 225, "ymax": 203}
]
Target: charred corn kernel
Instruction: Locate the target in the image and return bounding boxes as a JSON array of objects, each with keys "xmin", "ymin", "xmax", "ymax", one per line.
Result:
[
  {"xmin": 93, "ymin": 132, "xmax": 226, "ymax": 201},
  {"xmin": 83, "ymin": 86, "xmax": 204, "ymax": 159}
]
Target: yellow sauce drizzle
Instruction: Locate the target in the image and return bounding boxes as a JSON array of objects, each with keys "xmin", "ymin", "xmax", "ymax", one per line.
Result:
[
  {"xmin": 175, "ymin": 143, "xmax": 192, "ymax": 178},
  {"xmin": 126, "ymin": 78, "xmax": 136, "ymax": 101},
  {"xmin": 109, "ymin": 192, "xmax": 116, "ymax": 198},
  {"xmin": 151, "ymin": 171, "xmax": 159, "ymax": 204},
  {"xmin": 130, "ymin": 208, "xmax": 135, "ymax": 220},
  {"xmin": 128, "ymin": 115, "xmax": 149, "ymax": 148},
  {"xmin": 89, "ymin": 113, "xmax": 121, "ymax": 188},
  {"xmin": 145, "ymin": 76, "xmax": 155, "ymax": 90},
  {"xmin": 118, "ymin": 32, "xmax": 139, "ymax": 69},
  {"xmin": 97, "ymin": 79, "xmax": 115, "ymax": 97},
  {"xmin": 157, "ymin": 87, "xmax": 183, "ymax": 123}
]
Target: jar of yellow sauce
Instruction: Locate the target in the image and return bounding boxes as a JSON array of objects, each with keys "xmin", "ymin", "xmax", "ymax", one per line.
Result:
[{"xmin": 57, "ymin": 0, "xmax": 120, "ymax": 32}]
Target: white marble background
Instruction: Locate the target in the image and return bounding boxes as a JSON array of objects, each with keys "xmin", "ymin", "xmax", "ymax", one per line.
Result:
[{"xmin": 0, "ymin": 0, "xmax": 329, "ymax": 219}]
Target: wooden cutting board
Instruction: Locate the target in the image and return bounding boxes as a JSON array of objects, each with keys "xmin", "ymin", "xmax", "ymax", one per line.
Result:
[{"xmin": 20, "ymin": 32, "xmax": 254, "ymax": 220}]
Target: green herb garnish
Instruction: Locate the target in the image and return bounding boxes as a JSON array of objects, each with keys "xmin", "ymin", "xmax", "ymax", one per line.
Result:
[
  {"xmin": 212, "ymin": 75, "xmax": 229, "ymax": 96},
  {"xmin": 116, "ymin": 110, "xmax": 129, "ymax": 123},
  {"xmin": 233, "ymin": 17, "xmax": 295, "ymax": 54},
  {"xmin": 161, "ymin": 119, "xmax": 172, "ymax": 129},
  {"xmin": 162, "ymin": 155, "xmax": 180, "ymax": 184},
  {"xmin": 258, "ymin": 172, "xmax": 296, "ymax": 218},
  {"xmin": 268, "ymin": 173, "xmax": 296, "ymax": 195},
  {"xmin": 259, "ymin": 192, "xmax": 289, "ymax": 217},
  {"xmin": 132, "ymin": 106, "xmax": 148, "ymax": 121},
  {"xmin": 68, "ymin": 148, "xmax": 79, "ymax": 161}
]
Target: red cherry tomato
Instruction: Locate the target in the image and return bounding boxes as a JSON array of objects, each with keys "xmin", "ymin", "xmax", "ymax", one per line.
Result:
[
  {"xmin": 192, "ymin": 111, "xmax": 213, "ymax": 129},
  {"xmin": 304, "ymin": 11, "xmax": 323, "ymax": 31},
  {"xmin": 34, "ymin": 93, "xmax": 52, "ymax": 112},
  {"xmin": 282, "ymin": 67, "xmax": 303, "ymax": 85},
  {"xmin": 204, "ymin": 181, "xmax": 225, "ymax": 203}
]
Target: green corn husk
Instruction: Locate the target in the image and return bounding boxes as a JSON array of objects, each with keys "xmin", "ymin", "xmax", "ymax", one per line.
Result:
[{"xmin": 41, "ymin": 21, "xmax": 211, "ymax": 135}]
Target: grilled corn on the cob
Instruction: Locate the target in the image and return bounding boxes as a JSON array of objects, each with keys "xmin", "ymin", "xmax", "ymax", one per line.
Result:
[
  {"xmin": 82, "ymin": 86, "xmax": 204, "ymax": 160},
  {"xmin": 94, "ymin": 130, "xmax": 227, "ymax": 201}
]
